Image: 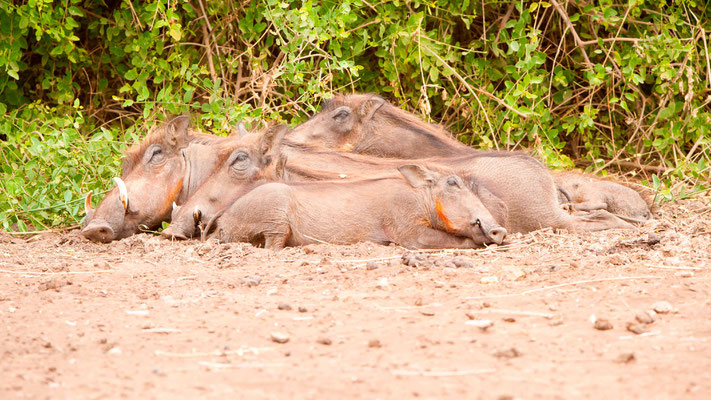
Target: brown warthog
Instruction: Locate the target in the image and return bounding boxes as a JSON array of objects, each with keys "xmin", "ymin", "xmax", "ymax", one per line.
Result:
[
  {"xmin": 554, "ymin": 173, "xmax": 652, "ymax": 223},
  {"xmin": 82, "ymin": 116, "xmax": 231, "ymax": 242},
  {"xmin": 161, "ymin": 125, "xmax": 287, "ymax": 240},
  {"xmin": 286, "ymin": 94, "xmax": 635, "ymax": 233},
  {"xmin": 279, "ymin": 141, "xmax": 632, "ymax": 233},
  {"xmin": 287, "ymin": 93, "xmax": 472, "ymax": 158},
  {"xmin": 208, "ymin": 164, "xmax": 507, "ymax": 249}
]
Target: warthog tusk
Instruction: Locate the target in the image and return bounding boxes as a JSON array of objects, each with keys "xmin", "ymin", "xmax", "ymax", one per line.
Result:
[
  {"xmin": 84, "ymin": 191, "xmax": 94, "ymax": 214},
  {"xmin": 193, "ymin": 205, "xmax": 201, "ymax": 222},
  {"xmin": 113, "ymin": 177, "xmax": 129, "ymax": 212},
  {"xmin": 173, "ymin": 202, "xmax": 178, "ymax": 212}
]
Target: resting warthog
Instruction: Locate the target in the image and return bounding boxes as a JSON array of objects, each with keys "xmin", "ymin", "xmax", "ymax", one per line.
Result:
[
  {"xmin": 82, "ymin": 116, "xmax": 231, "ymax": 242},
  {"xmin": 554, "ymin": 173, "xmax": 652, "ymax": 223},
  {"xmin": 161, "ymin": 125, "xmax": 286, "ymax": 240},
  {"xmin": 286, "ymin": 94, "xmax": 635, "ymax": 233},
  {"xmin": 287, "ymin": 93, "xmax": 472, "ymax": 158},
  {"xmin": 208, "ymin": 164, "xmax": 507, "ymax": 249}
]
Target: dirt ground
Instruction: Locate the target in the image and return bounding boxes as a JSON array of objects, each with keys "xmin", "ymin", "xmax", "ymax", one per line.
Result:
[{"xmin": 1, "ymin": 197, "xmax": 710, "ymax": 399}]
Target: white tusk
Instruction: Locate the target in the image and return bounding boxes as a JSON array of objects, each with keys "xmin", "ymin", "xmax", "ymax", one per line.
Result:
[
  {"xmin": 112, "ymin": 177, "xmax": 129, "ymax": 211},
  {"xmin": 193, "ymin": 205, "xmax": 201, "ymax": 222},
  {"xmin": 84, "ymin": 191, "xmax": 94, "ymax": 215},
  {"xmin": 172, "ymin": 202, "xmax": 178, "ymax": 212}
]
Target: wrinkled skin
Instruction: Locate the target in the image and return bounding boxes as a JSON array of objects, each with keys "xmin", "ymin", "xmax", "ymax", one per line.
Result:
[
  {"xmin": 555, "ymin": 173, "xmax": 652, "ymax": 223},
  {"xmin": 210, "ymin": 164, "xmax": 507, "ymax": 250},
  {"xmin": 161, "ymin": 126, "xmax": 286, "ymax": 240},
  {"xmin": 81, "ymin": 116, "xmax": 229, "ymax": 243},
  {"xmin": 286, "ymin": 94, "xmax": 635, "ymax": 233}
]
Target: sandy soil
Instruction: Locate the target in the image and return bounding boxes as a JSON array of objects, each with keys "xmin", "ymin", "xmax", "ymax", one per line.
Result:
[{"xmin": 1, "ymin": 197, "xmax": 710, "ymax": 399}]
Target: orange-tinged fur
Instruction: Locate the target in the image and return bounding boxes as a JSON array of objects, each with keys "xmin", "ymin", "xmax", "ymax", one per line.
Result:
[{"xmin": 435, "ymin": 200, "xmax": 455, "ymax": 232}]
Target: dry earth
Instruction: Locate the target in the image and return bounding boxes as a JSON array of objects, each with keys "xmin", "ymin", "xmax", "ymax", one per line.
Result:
[{"xmin": 1, "ymin": 197, "xmax": 710, "ymax": 399}]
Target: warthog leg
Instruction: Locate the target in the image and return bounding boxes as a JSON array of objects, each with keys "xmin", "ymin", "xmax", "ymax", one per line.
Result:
[
  {"xmin": 569, "ymin": 209, "xmax": 636, "ymax": 231},
  {"xmin": 401, "ymin": 227, "xmax": 480, "ymax": 250}
]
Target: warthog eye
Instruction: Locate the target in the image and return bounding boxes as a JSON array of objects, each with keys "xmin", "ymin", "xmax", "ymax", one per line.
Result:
[
  {"xmin": 447, "ymin": 177, "xmax": 459, "ymax": 187},
  {"xmin": 230, "ymin": 151, "xmax": 250, "ymax": 171},
  {"xmin": 145, "ymin": 144, "xmax": 165, "ymax": 164},
  {"xmin": 333, "ymin": 109, "xmax": 350, "ymax": 122}
]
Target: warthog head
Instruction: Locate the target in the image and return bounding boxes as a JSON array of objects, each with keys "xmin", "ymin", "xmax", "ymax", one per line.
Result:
[
  {"xmin": 161, "ymin": 125, "xmax": 288, "ymax": 240},
  {"xmin": 82, "ymin": 116, "xmax": 224, "ymax": 242},
  {"xmin": 398, "ymin": 164, "xmax": 507, "ymax": 245}
]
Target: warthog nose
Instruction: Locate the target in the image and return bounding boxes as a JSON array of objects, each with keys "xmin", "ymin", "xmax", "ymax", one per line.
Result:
[
  {"xmin": 486, "ymin": 227, "xmax": 507, "ymax": 245},
  {"xmin": 81, "ymin": 222, "xmax": 115, "ymax": 243},
  {"xmin": 160, "ymin": 226, "xmax": 188, "ymax": 241}
]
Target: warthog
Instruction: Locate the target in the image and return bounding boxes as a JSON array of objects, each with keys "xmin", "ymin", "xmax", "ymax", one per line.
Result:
[
  {"xmin": 286, "ymin": 94, "xmax": 635, "ymax": 233},
  {"xmin": 554, "ymin": 173, "xmax": 652, "ymax": 223},
  {"xmin": 287, "ymin": 93, "xmax": 472, "ymax": 158},
  {"xmin": 161, "ymin": 125, "xmax": 286, "ymax": 240},
  {"xmin": 208, "ymin": 164, "xmax": 507, "ymax": 249},
  {"xmin": 82, "ymin": 116, "xmax": 231, "ymax": 242}
]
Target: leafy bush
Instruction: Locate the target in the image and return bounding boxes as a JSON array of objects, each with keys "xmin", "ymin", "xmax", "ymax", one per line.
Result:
[{"xmin": 1, "ymin": 0, "xmax": 709, "ymax": 231}]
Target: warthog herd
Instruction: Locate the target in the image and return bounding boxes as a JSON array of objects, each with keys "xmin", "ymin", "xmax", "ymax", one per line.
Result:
[{"xmin": 81, "ymin": 93, "xmax": 652, "ymax": 249}]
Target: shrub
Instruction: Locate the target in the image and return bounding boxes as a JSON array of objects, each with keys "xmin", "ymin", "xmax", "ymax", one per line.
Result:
[{"xmin": 1, "ymin": 0, "xmax": 709, "ymax": 231}]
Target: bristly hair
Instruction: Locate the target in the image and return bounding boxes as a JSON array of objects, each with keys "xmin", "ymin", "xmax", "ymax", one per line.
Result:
[
  {"xmin": 320, "ymin": 93, "xmax": 460, "ymax": 141},
  {"xmin": 120, "ymin": 120, "xmax": 226, "ymax": 177}
]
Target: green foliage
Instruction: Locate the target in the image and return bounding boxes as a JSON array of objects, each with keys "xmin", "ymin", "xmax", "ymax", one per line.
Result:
[{"xmin": 1, "ymin": 0, "xmax": 710, "ymax": 231}]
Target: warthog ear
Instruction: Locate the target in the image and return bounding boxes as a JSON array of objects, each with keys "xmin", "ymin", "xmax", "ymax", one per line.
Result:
[
  {"xmin": 359, "ymin": 95, "xmax": 385, "ymax": 121},
  {"xmin": 229, "ymin": 121, "xmax": 249, "ymax": 138},
  {"xmin": 258, "ymin": 125, "xmax": 289, "ymax": 161},
  {"xmin": 164, "ymin": 115, "xmax": 191, "ymax": 149},
  {"xmin": 398, "ymin": 164, "xmax": 436, "ymax": 188},
  {"xmin": 275, "ymin": 155, "xmax": 288, "ymax": 179}
]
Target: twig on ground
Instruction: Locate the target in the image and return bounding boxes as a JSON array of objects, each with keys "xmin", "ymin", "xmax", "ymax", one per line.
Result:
[
  {"xmin": 465, "ymin": 275, "xmax": 664, "ymax": 300},
  {"xmin": 474, "ymin": 308, "xmax": 555, "ymax": 318},
  {"xmin": 391, "ymin": 368, "xmax": 496, "ymax": 377},
  {"xmin": 155, "ymin": 347, "xmax": 273, "ymax": 358},
  {"xmin": 0, "ymin": 269, "xmax": 115, "ymax": 276}
]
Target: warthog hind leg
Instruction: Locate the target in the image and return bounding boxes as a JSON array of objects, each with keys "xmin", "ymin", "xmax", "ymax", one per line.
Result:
[
  {"xmin": 402, "ymin": 227, "xmax": 478, "ymax": 249},
  {"xmin": 569, "ymin": 209, "xmax": 636, "ymax": 231},
  {"xmin": 569, "ymin": 200, "xmax": 609, "ymax": 212}
]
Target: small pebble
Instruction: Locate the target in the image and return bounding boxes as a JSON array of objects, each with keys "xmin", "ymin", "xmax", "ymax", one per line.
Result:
[
  {"xmin": 626, "ymin": 322, "xmax": 646, "ymax": 335},
  {"xmin": 452, "ymin": 257, "xmax": 473, "ymax": 268},
  {"xmin": 368, "ymin": 339, "xmax": 382, "ymax": 348},
  {"xmin": 466, "ymin": 319, "xmax": 494, "ymax": 331},
  {"xmin": 615, "ymin": 352, "xmax": 636, "ymax": 363},
  {"xmin": 420, "ymin": 310, "xmax": 435, "ymax": 317},
  {"xmin": 493, "ymin": 347, "xmax": 521, "ymax": 359},
  {"xmin": 298, "ymin": 306, "xmax": 308, "ymax": 313},
  {"xmin": 594, "ymin": 319, "xmax": 613, "ymax": 331},
  {"xmin": 443, "ymin": 261, "xmax": 457, "ymax": 269},
  {"xmin": 653, "ymin": 301, "xmax": 674, "ymax": 314},
  {"xmin": 316, "ymin": 338, "xmax": 332, "ymax": 346},
  {"xmin": 635, "ymin": 311, "xmax": 655, "ymax": 324},
  {"xmin": 376, "ymin": 278, "xmax": 389, "ymax": 289},
  {"xmin": 277, "ymin": 303, "xmax": 292, "ymax": 311},
  {"xmin": 675, "ymin": 271, "xmax": 694, "ymax": 278},
  {"xmin": 366, "ymin": 262, "xmax": 379, "ymax": 270},
  {"xmin": 502, "ymin": 317, "xmax": 516, "ymax": 323},
  {"xmin": 548, "ymin": 318, "xmax": 564, "ymax": 327},
  {"xmin": 270, "ymin": 332, "xmax": 290, "ymax": 344},
  {"xmin": 480, "ymin": 276, "xmax": 499, "ymax": 284},
  {"xmin": 240, "ymin": 276, "xmax": 262, "ymax": 287},
  {"xmin": 645, "ymin": 232, "xmax": 660, "ymax": 245}
]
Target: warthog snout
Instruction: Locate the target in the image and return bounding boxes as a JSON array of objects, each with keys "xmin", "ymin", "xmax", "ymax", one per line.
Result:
[
  {"xmin": 485, "ymin": 226, "xmax": 507, "ymax": 245},
  {"xmin": 160, "ymin": 226, "xmax": 188, "ymax": 240},
  {"xmin": 472, "ymin": 219, "xmax": 507, "ymax": 245},
  {"xmin": 81, "ymin": 221, "xmax": 115, "ymax": 243}
]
